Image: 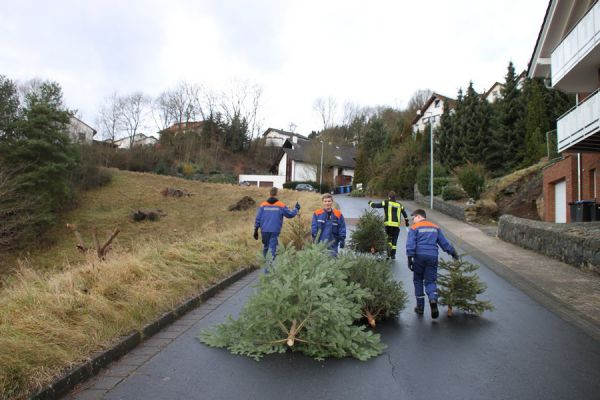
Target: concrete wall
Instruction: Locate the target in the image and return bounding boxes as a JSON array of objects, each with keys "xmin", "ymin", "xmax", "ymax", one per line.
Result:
[
  {"xmin": 413, "ymin": 185, "xmax": 467, "ymax": 221},
  {"xmin": 498, "ymin": 214, "xmax": 600, "ymax": 273}
]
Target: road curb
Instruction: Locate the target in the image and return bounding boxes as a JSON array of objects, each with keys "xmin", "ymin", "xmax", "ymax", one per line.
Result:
[{"xmin": 29, "ymin": 266, "xmax": 256, "ymax": 400}]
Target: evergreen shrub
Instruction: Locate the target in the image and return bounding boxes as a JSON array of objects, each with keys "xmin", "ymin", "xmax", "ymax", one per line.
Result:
[
  {"xmin": 442, "ymin": 185, "xmax": 466, "ymax": 201},
  {"xmin": 345, "ymin": 253, "xmax": 408, "ymax": 327},
  {"xmin": 457, "ymin": 163, "xmax": 486, "ymax": 200},
  {"xmin": 349, "ymin": 210, "xmax": 387, "ymax": 254},
  {"xmin": 417, "ymin": 163, "xmax": 448, "ymax": 196}
]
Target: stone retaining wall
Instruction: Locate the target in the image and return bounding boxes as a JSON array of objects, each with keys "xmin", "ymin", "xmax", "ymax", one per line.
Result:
[
  {"xmin": 413, "ymin": 185, "xmax": 467, "ymax": 221},
  {"xmin": 498, "ymin": 214, "xmax": 600, "ymax": 273}
]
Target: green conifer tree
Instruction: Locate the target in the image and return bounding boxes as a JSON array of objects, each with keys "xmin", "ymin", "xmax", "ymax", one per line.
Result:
[
  {"xmin": 438, "ymin": 257, "xmax": 494, "ymax": 317},
  {"xmin": 345, "ymin": 253, "xmax": 407, "ymax": 327},
  {"xmin": 523, "ymin": 78, "xmax": 548, "ymax": 165},
  {"xmin": 199, "ymin": 244, "xmax": 385, "ymax": 361},
  {"xmin": 349, "ymin": 210, "xmax": 388, "ymax": 254}
]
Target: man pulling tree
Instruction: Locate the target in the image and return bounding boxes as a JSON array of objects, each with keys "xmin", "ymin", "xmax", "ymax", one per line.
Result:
[
  {"xmin": 368, "ymin": 191, "xmax": 409, "ymax": 260},
  {"xmin": 406, "ymin": 209, "xmax": 458, "ymax": 319},
  {"xmin": 254, "ymin": 187, "xmax": 300, "ymax": 264}
]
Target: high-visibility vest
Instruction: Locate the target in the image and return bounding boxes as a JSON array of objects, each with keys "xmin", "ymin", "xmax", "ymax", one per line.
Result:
[{"xmin": 383, "ymin": 200, "xmax": 404, "ymax": 227}]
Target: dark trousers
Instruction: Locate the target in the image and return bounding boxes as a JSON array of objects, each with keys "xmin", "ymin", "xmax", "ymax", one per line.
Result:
[
  {"xmin": 385, "ymin": 226, "xmax": 400, "ymax": 259},
  {"xmin": 261, "ymin": 231, "xmax": 280, "ymax": 259},
  {"xmin": 412, "ymin": 255, "xmax": 439, "ymax": 307}
]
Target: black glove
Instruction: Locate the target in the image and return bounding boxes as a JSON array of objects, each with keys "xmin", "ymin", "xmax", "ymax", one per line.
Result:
[
  {"xmin": 295, "ymin": 202, "xmax": 301, "ymax": 210},
  {"xmin": 404, "ymin": 218, "xmax": 410, "ymax": 227},
  {"xmin": 451, "ymin": 250, "xmax": 459, "ymax": 260},
  {"xmin": 368, "ymin": 201, "xmax": 373, "ymax": 207},
  {"xmin": 253, "ymin": 228, "xmax": 259, "ymax": 241},
  {"xmin": 407, "ymin": 256, "xmax": 414, "ymax": 271},
  {"xmin": 339, "ymin": 239, "xmax": 345, "ymax": 249}
]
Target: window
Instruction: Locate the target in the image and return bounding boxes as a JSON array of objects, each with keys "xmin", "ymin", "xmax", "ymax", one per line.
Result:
[
  {"xmin": 591, "ymin": 169, "xmax": 597, "ymax": 199},
  {"xmin": 434, "ymin": 100, "xmax": 441, "ymax": 108}
]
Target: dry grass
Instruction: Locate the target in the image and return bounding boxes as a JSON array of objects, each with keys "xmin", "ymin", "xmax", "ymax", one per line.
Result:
[
  {"xmin": 482, "ymin": 160, "xmax": 547, "ymax": 202},
  {"xmin": 0, "ymin": 169, "xmax": 322, "ymax": 399}
]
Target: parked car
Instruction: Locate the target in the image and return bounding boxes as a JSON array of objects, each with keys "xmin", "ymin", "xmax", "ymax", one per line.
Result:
[{"xmin": 295, "ymin": 183, "xmax": 316, "ymax": 192}]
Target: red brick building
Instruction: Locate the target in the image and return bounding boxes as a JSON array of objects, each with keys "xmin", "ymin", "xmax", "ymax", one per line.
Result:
[
  {"xmin": 529, "ymin": 0, "xmax": 600, "ymax": 222},
  {"xmin": 543, "ymin": 153, "xmax": 600, "ymax": 222}
]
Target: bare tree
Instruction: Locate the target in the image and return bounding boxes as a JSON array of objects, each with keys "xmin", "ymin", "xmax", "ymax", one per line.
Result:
[
  {"xmin": 119, "ymin": 92, "xmax": 149, "ymax": 148},
  {"xmin": 97, "ymin": 92, "xmax": 122, "ymax": 142},
  {"xmin": 406, "ymin": 89, "xmax": 433, "ymax": 115},
  {"xmin": 219, "ymin": 79, "xmax": 263, "ymax": 140},
  {"xmin": 313, "ymin": 96, "xmax": 338, "ymax": 130},
  {"xmin": 152, "ymin": 90, "xmax": 174, "ymax": 133}
]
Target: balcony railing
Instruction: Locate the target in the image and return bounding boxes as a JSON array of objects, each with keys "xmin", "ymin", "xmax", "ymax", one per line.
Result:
[
  {"xmin": 556, "ymin": 88, "xmax": 600, "ymax": 152},
  {"xmin": 551, "ymin": 1, "xmax": 600, "ymax": 86}
]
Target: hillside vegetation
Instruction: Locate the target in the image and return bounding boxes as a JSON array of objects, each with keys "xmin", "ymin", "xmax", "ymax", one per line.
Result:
[{"xmin": 0, "ymin": 169, "xmax": 321, "ymax": 399}]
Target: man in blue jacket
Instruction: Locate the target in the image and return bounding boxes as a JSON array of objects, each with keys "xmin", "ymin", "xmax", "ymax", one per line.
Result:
[
  {"xmin": 406, "ymin": 209, "xmax": 458, "ymax": 318},
  {"xmin": 254, "ymin": 187, "xmax": 300, "ymax": 261},
  {"xmin": 311, "ymin": 193, "xmax": 346, "ymax": 256}
]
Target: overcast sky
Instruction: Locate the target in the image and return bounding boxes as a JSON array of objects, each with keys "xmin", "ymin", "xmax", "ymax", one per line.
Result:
[{"xmin": 0, "ymin": 0, "xmax": 548, "ymax": 137}]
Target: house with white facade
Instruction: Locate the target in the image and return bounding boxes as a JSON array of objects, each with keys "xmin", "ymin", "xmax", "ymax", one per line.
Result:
[
  {"xmin": 271, "ymin": 138, "xmax": 356, "ymax": 190},
  {"xmin": 262, "ymin": 128, "xmax": 309, "ymax": 147},
  {"xmin": 68, "ymin": 115, "xmax": 96, "ymax": 144},
  {"xmin": 411, "ymin": 93, "xmax": 456, "ymax": 133},
  {"xmin": 483, "ymin": 72, "xmax": 527, "ymax": 103},
  {"xmin": 529, "ymin": 0, "xmax": 600, "ymax": 223},
  {"xmin": 113, "ymin": 134, "xmax": 157, "ymax": 149}
]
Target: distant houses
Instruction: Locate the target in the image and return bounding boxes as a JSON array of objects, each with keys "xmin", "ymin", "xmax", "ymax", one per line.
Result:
[
  {"xmin": 411, "ymin": 93, "xmax": 456, "ymax": 134},
  {"xmin": 68, "ymin": 115, "xmax": 97, "ymax": 144}
]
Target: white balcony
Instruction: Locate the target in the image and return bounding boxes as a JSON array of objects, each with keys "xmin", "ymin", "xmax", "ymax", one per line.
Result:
[
  {"xmin": 551, "ymin": 1, "xmax": 600, "ymax": 92},
  {"xmin": 557, "ymin": 89, "xmax": 600, "ymax": 152}
]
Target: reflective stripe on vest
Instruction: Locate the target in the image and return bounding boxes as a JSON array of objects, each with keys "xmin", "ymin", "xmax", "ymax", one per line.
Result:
[{"xmin": 384, "ymin": 201, "xmax": 403, "ymax": 227}]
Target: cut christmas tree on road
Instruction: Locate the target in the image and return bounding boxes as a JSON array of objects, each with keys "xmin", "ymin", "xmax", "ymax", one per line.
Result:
[
  {"xmin": 438, "ymin": 257, "xmax": 494, "ymax": 317},
  {"xmin": 349, "ymin": 210, "xmax": 387, "ymax": 255},
  {"xmin": 199, "ymin": 244, "xmax": 385, "ymax": 361},
  {"xmin": 345, "ymin": 253, "xmax": 408, "ymax": 327}
]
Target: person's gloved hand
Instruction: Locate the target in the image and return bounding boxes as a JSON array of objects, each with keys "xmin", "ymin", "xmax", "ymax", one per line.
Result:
[
  {"xmin": 368, "ymin": 201, "xmax": 373, "ymax": 207},
  {"xmin": 339, "ymin": 239, "xmax": 345, "ymax": 249},
  {"xmin": 253, "ymin": 228, "xmax": 259, "ymax": 241},
  {"xmin": 404, "ymin": 218, "xmax": 410, "ymax": 227},
  {"xmin": 407, "ymin": 256, "xmax": 414, "ymax": 271},
  {"xmin": 451, "ymin": 250, "xmax": 459, "ymax": 260},
  {"xmin": 295, "ymin": 202, "xmax": 301, "ymax": 210}
]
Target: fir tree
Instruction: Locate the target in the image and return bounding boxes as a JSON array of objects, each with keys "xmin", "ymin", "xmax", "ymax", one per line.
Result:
[
  {"xmin": 349, "ymin": 210, "xmax": 388, "ymax": 254},
  {"xmin": 523, "ymin": 78, "xmax": 549, "ymax": 165},
  {"xmin": 488, "ymin": 62, "xmax": 525, "ymax": 174},
  {"xmin": 199, "ymin": 244, "xmax": 385, "ymax": 361},
  {"xmin": 436, "ymin": 100, "xmax": 454, "ymax": 167},
  {"xmin": 448, "ymin": 89, "xmax": 465, "ymax": 169},
  {"xmin": 438, "ymin": 257, "xmax": 494, "ymax": 317},
  {"xmin": 345, "ymin": 253, "xmax": 408, "ymax": 327}
]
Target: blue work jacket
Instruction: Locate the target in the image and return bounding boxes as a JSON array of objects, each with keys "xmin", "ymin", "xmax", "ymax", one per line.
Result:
[
  {"xmin": 311, "ymin": 208, "xmax": 346, "ymax": 244},
  {"xmin": 406, "ymin": 220, "xmax": 455, "ymax": 258},
  {"xmin": 254, "ymin": 197, "xmax": 298, "ymax": 233}
]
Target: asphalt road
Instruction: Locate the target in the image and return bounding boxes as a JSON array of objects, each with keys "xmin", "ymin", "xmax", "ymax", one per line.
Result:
[{"xmin": 94, "ymin": 195, "xmax": 600, "ymax": 400}]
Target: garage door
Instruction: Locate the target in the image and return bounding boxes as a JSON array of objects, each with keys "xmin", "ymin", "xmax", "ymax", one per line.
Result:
[
  {"xmin": 554, "ymin": 179, "xmax": 566, "ymax": 223},
  {"xmin": 259, "ymin": 181, "xmax": 273, "ymax": 188}
]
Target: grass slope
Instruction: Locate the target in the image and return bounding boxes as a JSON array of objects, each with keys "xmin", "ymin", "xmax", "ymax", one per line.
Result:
[{"xmin": 0, "ymin": 169, "xmax": 321, "ymax": 399}]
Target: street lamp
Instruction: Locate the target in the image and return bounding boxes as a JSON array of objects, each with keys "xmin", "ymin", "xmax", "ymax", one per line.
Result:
[
  {"xmin": 417, "ymin": 110, "xmax": 434, "ymax": 209},
  {"xmin": 319, "ymin": 140, "xmax": 324, "ymax": 194}
]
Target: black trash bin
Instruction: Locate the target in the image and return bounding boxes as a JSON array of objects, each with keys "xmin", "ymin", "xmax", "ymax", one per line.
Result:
[
  {"xmin": 571, "ymin": 200, "xmax": 596, "ymax": 222},
  {"xmin": 592, "ymin": 203, "xmax": 600, "ymax": 222}
]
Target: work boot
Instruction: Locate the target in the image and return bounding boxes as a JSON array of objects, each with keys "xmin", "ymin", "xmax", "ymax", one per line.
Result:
[
  {"xmin": 414, "ymin": 306, "xmax": 424, "ymax": 315},
  {"xmin": 430, "ymin": 301, "xmax": 439, "ymax": 319}
]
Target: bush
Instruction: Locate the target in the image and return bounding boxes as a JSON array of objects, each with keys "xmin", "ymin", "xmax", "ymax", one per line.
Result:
[
  {"xmin": 457, "ymin": 163, "xmax": 486, "ymax": 200},
  {"xmin": 348, "ymin": 189, "xmax": 366, "ymax": 197},
  {"xmin": 349, "ymin": 210, "xmax": 388, "ymax": 254},
  {"xmin": 442, "ymin": 185, "xmax": 466, "ymax": 201},
  {"xmin": 417, "ymin": 163, "xmax": 448, "ymax": 196}
]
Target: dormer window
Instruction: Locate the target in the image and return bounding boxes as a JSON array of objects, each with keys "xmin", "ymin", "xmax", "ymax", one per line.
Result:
[{"xmin": 434, "ymin": 99, "xmax": 441, "ymax": 108}]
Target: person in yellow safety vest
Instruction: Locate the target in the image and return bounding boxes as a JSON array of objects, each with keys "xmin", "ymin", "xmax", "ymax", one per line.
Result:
[{"xmin": 368, "ymin": 191, "xmax": 409, "ymax": 259}]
